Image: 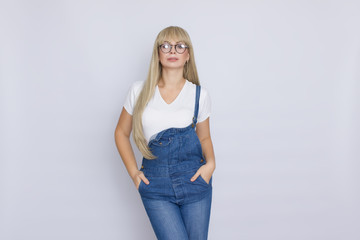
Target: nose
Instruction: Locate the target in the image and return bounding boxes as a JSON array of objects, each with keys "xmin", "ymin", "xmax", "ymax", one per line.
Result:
[{"xmin": 170, "ymin": 44, "xmax": 176, "ymax": 54}]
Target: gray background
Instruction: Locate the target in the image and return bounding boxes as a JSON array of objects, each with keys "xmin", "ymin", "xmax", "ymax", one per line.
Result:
[{"xmin": 1, "ymin": 0, "xmax": 359, "ymax": 239}]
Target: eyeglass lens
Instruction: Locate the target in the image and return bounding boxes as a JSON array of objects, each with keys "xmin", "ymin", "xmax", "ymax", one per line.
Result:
[{"xmin": 160, "ymin": 43, "xmax": 187, "ymax": 54}]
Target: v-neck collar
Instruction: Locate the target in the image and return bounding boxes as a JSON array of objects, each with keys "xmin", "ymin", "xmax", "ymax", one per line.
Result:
[{"xmin": 156, "ymin": 79, "xmax": 188, "ymax": 106}]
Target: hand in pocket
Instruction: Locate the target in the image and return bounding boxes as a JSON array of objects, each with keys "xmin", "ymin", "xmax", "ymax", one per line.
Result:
[
  {"xmin": 132, "ymin": 170, "xmax": 150, "ymax": 190},
  {"xmin": 190, "ymin": 164, "xmax": 213, "ymax": 184}
]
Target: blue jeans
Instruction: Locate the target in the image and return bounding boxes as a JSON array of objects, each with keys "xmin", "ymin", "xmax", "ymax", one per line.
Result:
[
  {"xmin": 140, "ymin": 187, "xmax": 212, "ymax": 240},
  {"xmin": 137, "ymin": 85, "xmax": 213, "ymax": 239}
]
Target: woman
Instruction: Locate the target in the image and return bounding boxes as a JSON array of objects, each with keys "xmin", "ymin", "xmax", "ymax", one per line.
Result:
[{"xmin": 114, "ymin": 26, "xmax": 216, "ymax": 240}]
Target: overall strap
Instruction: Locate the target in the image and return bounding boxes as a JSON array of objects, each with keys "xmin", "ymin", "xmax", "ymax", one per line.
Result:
[{"xmin": 192, "ymin": 85, "xmax": 201, "ymax": 128}]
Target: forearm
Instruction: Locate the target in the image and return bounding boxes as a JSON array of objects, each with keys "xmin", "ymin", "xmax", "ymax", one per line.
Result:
[{"xmin": 114, "ymin": 130, "xmax": 139, "ymax": 179}]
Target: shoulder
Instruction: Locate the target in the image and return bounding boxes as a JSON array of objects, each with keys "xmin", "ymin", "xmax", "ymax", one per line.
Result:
[
  {"xmin": 123, "ymin": 80, "xmax": 145, "ymax": 115},
  {"xmin": 200, "ymin": 85, "xmax": 209, "ymax": 97},
  {"xmin": 199, "ymin": 86, "xmax": 210, "ymax": 107},
  {"xmin": 186, "ymin": 80, "xmax": 211, "ymax": 110},
  {"xmin": 186, "ymin": 80, "xmax": 210, "ymax": 97},
  {"xmin": 126, "ymin": 80, "xmax": 145, "ymax": 99},
  {"xmin": 130, "ymin": 80, "xmax": 145, "ymax": 92}
]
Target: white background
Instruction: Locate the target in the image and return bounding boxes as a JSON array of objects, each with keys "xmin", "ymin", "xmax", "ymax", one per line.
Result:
[{"xmin": 1, "ymin": 0, "xmax": 359, "ymax": 239}]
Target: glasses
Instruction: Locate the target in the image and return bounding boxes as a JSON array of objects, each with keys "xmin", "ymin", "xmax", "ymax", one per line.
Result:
[{"xmin": 159, "ymin": 42, "xmax": 188, "ymax": 54}]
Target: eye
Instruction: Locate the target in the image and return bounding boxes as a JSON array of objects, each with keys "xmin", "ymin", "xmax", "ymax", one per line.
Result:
[
  {"xmin": 162, "ymin": 43, "xmax": 170, "ymax": 49},
  {"xmin": 177, "ymin": 43, "xmax": 186, "ymax": 49}
]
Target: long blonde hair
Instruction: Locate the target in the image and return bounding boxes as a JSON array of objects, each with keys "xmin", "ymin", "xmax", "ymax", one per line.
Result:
[{"xmin": 132, "ymin": 26, "xmax": 200, "ymax": 159}]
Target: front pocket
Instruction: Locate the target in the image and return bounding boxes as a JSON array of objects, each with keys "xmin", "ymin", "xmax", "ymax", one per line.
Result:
[
  {"xmin": 151, "ymin": 136, "xmax": 172, "ymax": 147},
  {"xmin": 198, "ymin": 174, "xmax": 211, "ymax": 185},
  {"xmin": 137, "ymin": 180, "xmax": 143, "ymax": 192}
]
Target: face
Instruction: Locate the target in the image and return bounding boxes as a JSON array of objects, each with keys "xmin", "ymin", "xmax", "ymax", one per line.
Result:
[{"xmin": 158, "ymin": 39, "xmax": 190, "ymax": 70}]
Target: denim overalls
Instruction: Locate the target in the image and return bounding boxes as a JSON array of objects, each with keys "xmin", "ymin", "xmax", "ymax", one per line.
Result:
[{"xmin": 137, "ymin": 85, "xmax": 213, "ymax": 240}]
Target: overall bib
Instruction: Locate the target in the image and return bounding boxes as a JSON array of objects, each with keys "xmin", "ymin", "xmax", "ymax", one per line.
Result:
[{"xmin": 138, "ymin": 85, "xmax": 213, "ymax": 240}]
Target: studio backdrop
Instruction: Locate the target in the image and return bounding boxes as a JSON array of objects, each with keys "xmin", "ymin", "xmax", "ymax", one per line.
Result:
[{"xmin": 0, "ymin": 1, "xmax": 359, "ymax": 239}]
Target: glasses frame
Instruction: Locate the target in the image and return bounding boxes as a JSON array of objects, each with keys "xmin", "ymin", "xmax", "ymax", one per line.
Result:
[{"xmin": 159, "ymin": 42, "xmax": 189, "ymax": 54}]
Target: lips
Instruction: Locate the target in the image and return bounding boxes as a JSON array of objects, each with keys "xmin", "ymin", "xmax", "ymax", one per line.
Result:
[{"xmin": 167, "ymin": 57, "xmax": 178, "ymax": 61}]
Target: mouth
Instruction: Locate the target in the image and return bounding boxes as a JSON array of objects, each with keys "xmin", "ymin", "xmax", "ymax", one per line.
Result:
[{"xmin": 167, "ymin": 57, "xmax": 178, "ymax": 61}]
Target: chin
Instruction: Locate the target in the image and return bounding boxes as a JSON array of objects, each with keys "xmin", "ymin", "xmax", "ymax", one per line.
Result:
[{"xmin": 162, "ymin": 65, "xmax": 184, "ymax": 70}]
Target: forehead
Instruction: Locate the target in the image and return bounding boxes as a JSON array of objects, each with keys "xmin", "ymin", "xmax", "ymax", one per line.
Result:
[
  {"xmin": 158, "ymin": 34, "xmax": 186, "ymax": 44},
  {"xmin": 162, "ymin": 39, "xmax": 185, "ymax": 44}
]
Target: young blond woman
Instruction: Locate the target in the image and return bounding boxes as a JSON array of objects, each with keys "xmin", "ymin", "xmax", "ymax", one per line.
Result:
[{"xmin": 114, "ymin": 26, "xmax": 216, "ymax": 240}]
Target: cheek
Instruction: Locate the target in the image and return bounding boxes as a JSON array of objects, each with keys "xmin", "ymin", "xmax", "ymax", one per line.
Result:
[
  {"xmin": 181, "ymin": 55, "xmax": 189, "ymax": 63},
  {"xmin": 184, "ymin": 52, "xmax": 189, "ymax": 61},
  {"xmin": 159, "ymin": 53, "xmax": 166, "ymax": 62}
]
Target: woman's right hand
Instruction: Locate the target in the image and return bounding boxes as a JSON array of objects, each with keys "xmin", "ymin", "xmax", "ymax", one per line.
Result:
[{"xmin": 132, "ymin": 170, "xmax": 150, "ymax": 190}]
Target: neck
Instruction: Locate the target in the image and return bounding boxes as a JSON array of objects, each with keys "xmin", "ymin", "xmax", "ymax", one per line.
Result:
[{"xmin": 158, "ymin": 68, "xmax": 185, "ymax": 88}]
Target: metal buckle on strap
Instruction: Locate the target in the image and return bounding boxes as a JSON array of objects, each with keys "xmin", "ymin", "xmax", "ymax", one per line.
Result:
[{"xmin": 192, "ymin": 116, "xmax": 196, "ymax": 128}]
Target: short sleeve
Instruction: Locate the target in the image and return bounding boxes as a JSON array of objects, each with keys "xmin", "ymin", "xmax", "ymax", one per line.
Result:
[
  {"xmin": 197, "ymin": 87, "xmax": 211, "ymax": 123},
  {"xmin": 123, "ymin": 81, "xmax": 144, "ymax": 115}
]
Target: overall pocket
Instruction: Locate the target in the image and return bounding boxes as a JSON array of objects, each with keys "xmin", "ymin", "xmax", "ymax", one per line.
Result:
[
  {"xmin": 137, "ymin": 179, "xmax": 144, "ymax": 192},
  {"xmin": 148, "ymin": 136, "xmax": 173, "ymax": 158},
  {"xmin": 185, "ymin": 168, "xmax": 212, "ymax": 187},
  {"xmin": 198, "ymin": 174, "xmax": 212, "ymax": 185},
  {"xmin": 151, "ymin": 136, "xmax": 172, "ymax": 147}
]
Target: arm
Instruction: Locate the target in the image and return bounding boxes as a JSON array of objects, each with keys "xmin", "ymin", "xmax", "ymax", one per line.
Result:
[
  {"xmin": 191, "ymin": 117, "xmax": 216, "ymax": 183},
  {"xmin": 114, "ymin": 107, "xmax": 149, "ymax": 189}
]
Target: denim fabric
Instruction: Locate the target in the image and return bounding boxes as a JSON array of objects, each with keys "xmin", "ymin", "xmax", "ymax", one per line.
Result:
[{"xmin": 138, "ymin": 85, "xmax": 213, "ymax": 240}]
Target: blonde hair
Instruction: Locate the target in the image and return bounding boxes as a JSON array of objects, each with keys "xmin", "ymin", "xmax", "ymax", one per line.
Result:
[{"xmin": 132, "ymin": 26, "xmax": 200, "ymax": 159}]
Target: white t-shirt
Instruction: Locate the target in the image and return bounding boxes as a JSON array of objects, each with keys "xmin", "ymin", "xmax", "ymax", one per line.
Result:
[{"xmin": 123, "ymin": 79, "xmax": 211, "ymax": 143}]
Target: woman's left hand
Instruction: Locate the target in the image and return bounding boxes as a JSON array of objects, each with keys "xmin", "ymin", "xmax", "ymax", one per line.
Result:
[{"xmin": 191, "ymin": 163, "xmax": 215, "ymax": 184}]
